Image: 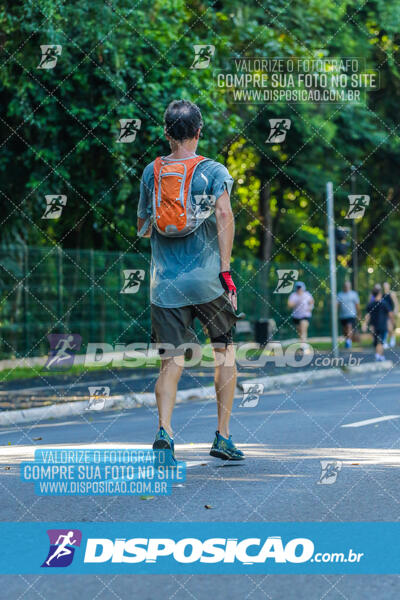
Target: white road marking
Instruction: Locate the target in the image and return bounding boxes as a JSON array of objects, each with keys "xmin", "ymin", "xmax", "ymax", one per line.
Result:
[{"xmin": 341, "ymin": 415, "xmax": 400, "ymax": 428}]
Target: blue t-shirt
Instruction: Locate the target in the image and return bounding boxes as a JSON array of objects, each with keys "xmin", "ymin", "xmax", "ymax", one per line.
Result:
[
  {"xmin": 137, "ymin": 156, "xmax": 234, "ymax": 308},
  {"xmin": 337, "ymin": 290, "xmax": 360, "ymax": 318}
]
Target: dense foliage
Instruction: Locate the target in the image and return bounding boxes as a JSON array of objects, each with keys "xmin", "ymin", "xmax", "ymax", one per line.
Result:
[{"xmin": 1, "ymin": 0, "xmax": 400, "ymax": 278}]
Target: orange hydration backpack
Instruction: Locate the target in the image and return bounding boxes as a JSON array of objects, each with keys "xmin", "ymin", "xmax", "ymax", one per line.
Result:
[{"xmin": 153, "ymin": 155, "xmax": 211, "ymax": 237}]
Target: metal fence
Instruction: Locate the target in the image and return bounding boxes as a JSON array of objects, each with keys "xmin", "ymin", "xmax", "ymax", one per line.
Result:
[{"xmin": 0, "ymin": 245, "xmax": 374, "ymax": 359}]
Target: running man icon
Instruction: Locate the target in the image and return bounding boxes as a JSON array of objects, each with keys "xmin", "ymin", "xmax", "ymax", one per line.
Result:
[
  {"xmin": 266, "ymin": 118, "xmax": 291, "ymax": 143},
  {"xmin": 345, "ymin": 195, "xmax": 370, "ymax": 219},
  {"xmin": 44, "ymin": 334, "xmax": 82, "ymax": 370},
  {"xmin": 274, "ymin": 269, "xmax": 299, "ymax": 293},
  {"xmin": 41, "ymin": 529, "xmax": 82, "ymax": 568},
  {"xmin": 318, "ymin": 460, "xmax": 342, "ymax": 485},
  {"xmin": 37, "ymin": 45, "xmax": 62, "ymax": 69},
  {"xmin": 42, "ymin": 195, "xmax": 67, "ymax": 219},
  {"xmin": 46, "ymin": 532, "xmax": 76, "ymax": 566},
  {"xmin": 117, "ymin": 119, "xmax": 141, "ymax": 143},
  {"xmin": 190, "ymin": 45, "xmax": 215, "ymax": 69},
  {"xmin": 121, "ymin": 269, "xmax": 145, "ymax": 294}
]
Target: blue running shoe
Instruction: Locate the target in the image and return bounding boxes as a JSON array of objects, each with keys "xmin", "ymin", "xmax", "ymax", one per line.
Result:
[
  {"xmin": 210, "ymin": 430, "xmax": 244, "ymax": 461},
  {"xmin": 153, "ymin": 427, "xmax": 176, "ymax": 464}
]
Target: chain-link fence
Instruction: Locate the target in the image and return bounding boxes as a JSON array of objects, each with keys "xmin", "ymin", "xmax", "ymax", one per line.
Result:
[{"xmin": 0, "ymin": 245, "xmax": 379, "ymax": 359}]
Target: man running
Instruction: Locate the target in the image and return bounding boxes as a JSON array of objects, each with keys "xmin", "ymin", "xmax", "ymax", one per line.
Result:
[
  {"xmin": 288, "ymin": 282, "xmax": 314, "ymax": 342},
  {"xmin": 363, "ymin": 285, "xmax": 393, "ymax": 361},
  {"xmin": 337, "ymin": 280, "xmax": 360, "ymax": 348},
  {"xmin": 137, "ymin": 99, "xmax": 243, "ymax": 462}
]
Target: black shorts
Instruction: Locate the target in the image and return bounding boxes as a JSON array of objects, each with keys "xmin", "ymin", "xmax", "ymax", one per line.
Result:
[
  {"xmin": 340, "ymin": 317, "xmax": 356, "ymax": 328},
  {"xmin": 151, "ymin": 293, "xmax": 238, "ymax": 357},
  {"xmin": 292, "ymin": 317, "xmax": 310, "ymax": 326},
  {"xmin": 373, "ymin": 330, "xmax": 387, "ymax": 347}
]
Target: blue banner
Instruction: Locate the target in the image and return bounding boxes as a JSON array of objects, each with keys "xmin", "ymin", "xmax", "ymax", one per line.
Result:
[{"xmin": 1, "ymin": 522, "xmax": 399, "ymax": 574}]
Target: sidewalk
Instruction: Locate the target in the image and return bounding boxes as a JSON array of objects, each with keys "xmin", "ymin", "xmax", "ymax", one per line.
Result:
[{"xmin": 0, "ymin": 343, "xmax": 398, "ymax": 424}]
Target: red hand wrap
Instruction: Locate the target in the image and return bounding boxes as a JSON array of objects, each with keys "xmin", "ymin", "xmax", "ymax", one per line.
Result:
[{"xmin": 219, "ymin": 271, "xmax": 237, "ymax": 294}]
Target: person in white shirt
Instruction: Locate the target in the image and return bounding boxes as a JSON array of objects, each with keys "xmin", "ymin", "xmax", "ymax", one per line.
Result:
[
  {"xmin": 337, "ymin": 280, "xmax": 360, "ymax": 349},
  {"xmin": 288, "ymin": 281, "xmax": 314, "ymax": 342}
]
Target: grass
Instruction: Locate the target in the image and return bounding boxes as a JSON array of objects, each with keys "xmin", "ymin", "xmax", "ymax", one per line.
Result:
[{"xmin": 0, "ymin": 338, "xmax": 375, "ymax": 384}]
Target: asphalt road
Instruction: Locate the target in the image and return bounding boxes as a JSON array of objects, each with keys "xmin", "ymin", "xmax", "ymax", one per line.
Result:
[
  {"xmin": 1, "ymin": 369, "xmax": 400, "ymax": 598},
  {"xmin": 2, "ymin": 345, "xmax": 400, "ymax": 411}
]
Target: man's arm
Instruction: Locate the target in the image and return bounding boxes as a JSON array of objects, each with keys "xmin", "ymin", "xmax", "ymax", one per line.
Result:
[
  {"xmin": 362, "ymin": 307, "xmax": 371, "ymax": 332},
  {"xmin": 215, "ymin": 190, "xmax": 236, "ymax": 310},
  {"xmin": 137, "ymin": 217, "xmax": 152, "ymax": 238}
]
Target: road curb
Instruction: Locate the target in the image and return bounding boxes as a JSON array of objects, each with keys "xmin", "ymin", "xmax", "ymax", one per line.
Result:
[
  {"xmin": 238, "ymin": 360, "xmax": 394, "ymax": 390},
  {"xmin": 0, "ymin": 385, "xmax": 216, "ymax": 426},
  {"xmin": 0, "ymin": 360, "xmax": 394, "ymax": 426}
]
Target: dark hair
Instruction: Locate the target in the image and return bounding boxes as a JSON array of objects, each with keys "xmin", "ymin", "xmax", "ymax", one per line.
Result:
[
  {"xmin": 164, "ymin": 100, "xmax": 203, "ymax": 142},
  {"xmin": 372, "ymin": 284, "xmax": 382, "ymax": 297}
]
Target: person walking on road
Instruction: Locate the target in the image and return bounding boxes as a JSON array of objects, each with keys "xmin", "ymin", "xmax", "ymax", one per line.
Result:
[
  {"xmin": 383, "ymin": 281, "xmax": 398, "ymax": 348},
  {"xmin": 137, "ymin": 99, "xmax": 243, "ymax": 462},
  {"xmin": 337, "ymin": 280, "xmax": 360, "ymax": 348},
  {"xmin": 363, "ymin": 285, "xmax": 393, "ymax": 361},
  {"xmin": 288, "ymin": 282, "xmax": 314, "ymax": 342}
]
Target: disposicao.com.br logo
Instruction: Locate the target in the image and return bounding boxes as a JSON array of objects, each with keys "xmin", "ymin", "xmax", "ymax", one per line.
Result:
[{"xmin": 82, "ymin": 536, "xmax": 363, "ymax": 565}]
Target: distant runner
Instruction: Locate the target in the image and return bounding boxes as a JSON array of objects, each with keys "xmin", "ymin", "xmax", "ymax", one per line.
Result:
[
  {"xmin": 288, "ymin": 281, "xmax": 314, "ymax": 342},
  {"xmin": 363, "ymin": 285, "xmax": 393, "ymax": 361},
  {"xmin": 337, "ymin": 280, "xmax": 360, "ymax": 348}
]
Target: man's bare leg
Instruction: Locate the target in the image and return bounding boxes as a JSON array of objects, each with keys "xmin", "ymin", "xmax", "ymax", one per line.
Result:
[
  {"xmin": 299, "ymin": 319, "xmax": 309, "ymax": 342},
  {"xmin": 344, "ymin": 322, "xmax": 353, "ymax": 341},
  {"xmin": 155, "ymin": 357, "xmax": 183, "ymax": 438},
  {"xmin": 214, "ymin": 345, "xmax": 236, "ymax": 438}
]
